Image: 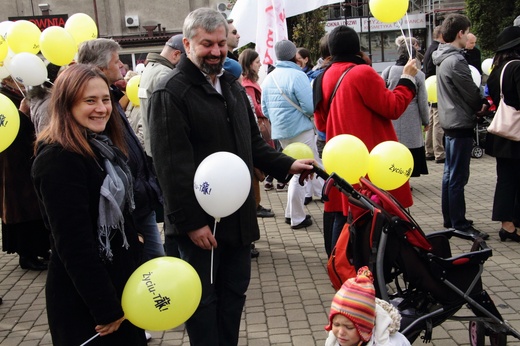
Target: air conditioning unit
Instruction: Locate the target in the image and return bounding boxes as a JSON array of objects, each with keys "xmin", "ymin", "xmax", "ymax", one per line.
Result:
[
  {"xmin": 125, "ymin": 15, "xmax": 139, "ymax": 28},
  {"xmin": 216, "ymin": 2, "xmax": 231, "ymax": 19}
]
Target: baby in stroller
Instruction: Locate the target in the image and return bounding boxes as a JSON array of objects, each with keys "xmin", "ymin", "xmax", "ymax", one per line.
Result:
[{"xmin": 325, "ymin": 266, "xmax": 410, "ymax": 346}]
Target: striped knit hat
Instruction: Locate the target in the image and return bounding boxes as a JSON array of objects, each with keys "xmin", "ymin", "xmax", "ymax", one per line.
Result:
[{"xmin": 325, "ymin": 266, "xmax": 376, "ymax": 342}]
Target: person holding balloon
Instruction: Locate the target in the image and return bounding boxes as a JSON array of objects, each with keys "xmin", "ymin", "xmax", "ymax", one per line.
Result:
[
  {"xmin": 432, "ymin": 14, "xmax": 490, "ymax": 239},
  {"xmin": 313, "ymin": 25, "xmax": 418, "ymax": 252},
  {"xmin": 148, "ymin": 8, "xmax": 314, "ymax": 346},
  {"xmin": 77, "ymin": 38, "xmax": 165, "ymax": 262},
  {"xmin": 31, "ymin": 64, "xmax": 146, "ymax": 345}
]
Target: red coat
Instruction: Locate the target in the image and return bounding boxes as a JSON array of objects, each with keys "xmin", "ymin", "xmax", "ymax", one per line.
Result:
[{"xmin": 314, "ymin": 61, "xmax": 415, "ymax": 214}]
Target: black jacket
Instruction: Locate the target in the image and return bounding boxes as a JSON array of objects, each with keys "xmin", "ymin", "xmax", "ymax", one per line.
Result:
[{"xmin": 149, "ymin": 55, "xmax": 294, "ymax": 246}]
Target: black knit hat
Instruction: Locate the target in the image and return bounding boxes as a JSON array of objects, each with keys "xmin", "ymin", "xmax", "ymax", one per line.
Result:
[
  {"xmin": 496, "ymin": 26, "xmax": 520, "ymax": 52},
  {"xmin": 328, "ymin": 25, "xmax": 360, "ymax": 57}
]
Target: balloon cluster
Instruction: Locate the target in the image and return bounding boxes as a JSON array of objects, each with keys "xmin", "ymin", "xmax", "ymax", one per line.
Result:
[
  {"xmin": 0, "ymin": 13, "xmax": 98, "ymax": 153},
  {"xmin": 322, "ymin": 135, "xmax": 413, "ymax": 191}
]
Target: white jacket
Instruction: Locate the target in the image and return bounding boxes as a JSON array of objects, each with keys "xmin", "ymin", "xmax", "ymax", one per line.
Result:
[{"xmin": 325, "ymin": 299, "xmax": 411, "ymax": 346}]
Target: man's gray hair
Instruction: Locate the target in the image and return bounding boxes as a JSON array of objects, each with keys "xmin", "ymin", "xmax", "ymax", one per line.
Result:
[
  {"xmin": 183, "ymin": 8, "xmax": 228, "ymax": 41},
  {"xmin": 77, "ymin": 38, "xmax": 121, "ymax": 69}
]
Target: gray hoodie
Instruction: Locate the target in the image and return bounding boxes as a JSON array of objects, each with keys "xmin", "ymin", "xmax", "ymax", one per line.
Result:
[{"xmin": 432, "ymin": 43, "xmax": 483, "ymax": 136}]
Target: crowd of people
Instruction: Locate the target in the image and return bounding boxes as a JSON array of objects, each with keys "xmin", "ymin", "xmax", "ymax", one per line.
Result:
[{"xmin": 0, "ymin": 6, "xmax": 519, "ymax": 346}]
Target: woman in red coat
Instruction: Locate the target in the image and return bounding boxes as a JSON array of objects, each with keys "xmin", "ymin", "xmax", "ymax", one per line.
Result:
[{"xmin": 314, "ymin": 25, "xmax": 418, "ymax": 251}]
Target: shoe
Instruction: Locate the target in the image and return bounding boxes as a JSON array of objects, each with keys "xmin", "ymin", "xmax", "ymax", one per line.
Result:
[
  {"xmin": 458, "ymin": 226, "xmax": 489, "ymax": 240},
  {"xmin": 499, "ymin": 228, "xmax": 520, "ymax": 242},
  {"xmin": 264, "ymin": 182, "xmax": 274, "ymax": 191},
  {"xmin": 256, "ymin": 205, "xmax": 275, "ymax": 218},
  {"xmin": 425, "ymin": 156, "xmax": 435, "ymax": 161},
  {"xmin": 285, "ymin": 217, "xmax": 291, "ymax": 225},
  {"xmin": 444, "ymin": 219, "xmax": 474, "ymax": 228},
  {"xmin": 291, "ymin": 215, "xmax": 312, "ymax": 229},
  {"xmin": 250, "ymin": 243, "xmax": 260, "ymax": 258},
  {"xmin": 435, "ymin": 158, "xmax": 445, "ymax": 164},
  {"xmin": 145, "ymin": 331, "xmax": 152, "ymax": 341},
  {"xmin": 19, "ymin": 256, "xmax": 47, "ymax": 271},
  {"xmin": 304, "ymin": 197, "xmax": 312, "ymax": 205},
  {"xmin": 276, "ymin": 183, "xmax": 287, "ymax": 192}
]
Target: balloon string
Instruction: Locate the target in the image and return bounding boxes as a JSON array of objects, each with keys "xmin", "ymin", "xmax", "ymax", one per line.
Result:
[
  {"xmin": 79, "ymin": 332, "xmax": 100, "ymax": 346},
  {"xmin": 10, "ymin": 75, "xmax": 26, "ymax": 99},
  {"xmin": 210, "ymin": 219, "xmax": 219, "ymax": 285},
  {"xmin": 397, "ymin": 21, "xmax": 412, "ymax": 61}
]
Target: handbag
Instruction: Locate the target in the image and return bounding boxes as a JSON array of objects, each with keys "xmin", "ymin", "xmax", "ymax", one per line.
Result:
[{"xmin": 487, "ymin": 60, "xmax": 520, "ymax": 141}]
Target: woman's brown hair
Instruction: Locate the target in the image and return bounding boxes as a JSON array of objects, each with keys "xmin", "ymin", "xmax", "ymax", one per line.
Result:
[
  {"xmin": 36, "ymin": 64, "xmax": 127, "ymax": 157},
  {"xmin": 238, "ymin": 48, "xmax": 260, "ymax": 83}
]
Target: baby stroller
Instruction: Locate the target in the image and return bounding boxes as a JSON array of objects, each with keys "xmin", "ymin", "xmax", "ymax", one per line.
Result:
[
  {"xmin": 307, "ymin": 166, "xmax": 520, "ymax": 345},
  {"xmin": 472, "ymin": 115, "xmax": 493, "ymax": 159}
]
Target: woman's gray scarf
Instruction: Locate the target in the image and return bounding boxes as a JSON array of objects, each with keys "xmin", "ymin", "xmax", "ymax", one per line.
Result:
[{"xmin": 87, "ymin": 131, "xmax": 135, "ymax": 262}]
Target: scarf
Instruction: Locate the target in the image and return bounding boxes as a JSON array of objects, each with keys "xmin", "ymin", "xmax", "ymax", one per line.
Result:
[{"xmin": 87, "ymin": 131, "xmax": 135, "ymax": 262}]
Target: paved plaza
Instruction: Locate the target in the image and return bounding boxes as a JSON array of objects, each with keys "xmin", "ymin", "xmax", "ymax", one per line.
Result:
[{"xmin": 0, "ymin": 154, "xmax": 519, "ymax": 345}]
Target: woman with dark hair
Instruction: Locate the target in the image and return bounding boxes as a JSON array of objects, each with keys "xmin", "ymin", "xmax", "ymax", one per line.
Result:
[
  {"xmin": 382, "ymin": 39, "xmax": 429, "ymax": 178},
  {"xmin": 485, "ymin": 26, "xmax": 520, "ymax": 242},
  {"xmin": 32, "ymin": 64, "xmax": 146, "ymax": 345},
  {"xmin": 296, "ymin": 47, "xmax": 314, "ymax": 76}
]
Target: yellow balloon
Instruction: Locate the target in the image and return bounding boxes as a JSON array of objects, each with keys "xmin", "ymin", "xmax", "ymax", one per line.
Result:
[
  {"xmin": 369, "ymin": 0, "xmax": 409, "ymax": 23},
  {"xmin": 122, "ymin": 257, "xmax": 202, "ymax": 331},
  {"xmin": 6, "ymin": 20, "xmax": 41, "ymax": 54},
  {"xmin": 368, "ymin": 141, "xmax": 413, "ymax": 190},
  {"xmin": 283, "ymin": 142, "xmax": 314, "ymax": 160},
  {"xmin": 40, "ymin": 26, "xmax": 77, "ymax": 66},
  {"xmin": 425, "ymin": 76, "xmax": 437, "ymax": 103},
  {"xmin": 0, "ymin": 36, "xmax": 7, "ymax": 63},
  {"xmin": 0, "ymin": 94, "xmax": 21, "ymax": 153},
  {"xmin": 65, "ymin": 13, "xmax": 98, "ymax": 46},
  {"xmin": 126, "ymin": 75, "xmax": 141, "ymax": 106},
  {"xmin": 322, "ymin": 134, "xmax": 369, "ymax": 184}
]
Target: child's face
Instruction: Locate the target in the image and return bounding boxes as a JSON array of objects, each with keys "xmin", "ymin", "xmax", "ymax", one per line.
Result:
[{"xmin": 331, "ymin": 314, "xmax": 362, "ymax": 346}]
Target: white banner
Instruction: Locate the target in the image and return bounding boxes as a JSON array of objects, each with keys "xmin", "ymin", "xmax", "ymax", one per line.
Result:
[{"xmin": 255, "ymin": 0, "xmax": 288, "ymax": 66}]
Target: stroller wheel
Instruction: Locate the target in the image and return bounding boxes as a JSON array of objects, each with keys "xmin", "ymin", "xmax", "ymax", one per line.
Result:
[
  {"xmin": 469, "ymin": 321, "xmax": 485, "ymax": 346},
  {"xmin": 489, "ymin": 332, "xmax": 507, "ymax": 346},
  {"xmin": 472, "ymin": 146, "xmax": 484, "ymax": 158}
]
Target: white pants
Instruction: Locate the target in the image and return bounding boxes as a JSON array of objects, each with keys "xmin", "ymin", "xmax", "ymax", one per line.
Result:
[{"xmin": 279, "ymin": 129, "xmax": 323, "ymax": 226}]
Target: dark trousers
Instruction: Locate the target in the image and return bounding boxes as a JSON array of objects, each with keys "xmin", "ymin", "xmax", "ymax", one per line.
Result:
[
  {"xmin": 330, "ymin": 212, "xmax": 347, "ymax": 252},
  {"xmin": 492, "ymin": 157, "xmax": 520, "ymax": 223},
  {"xmin": 176, "ymin": 236, "xmax": 251, "ymax": 346},
  {"xmin": 441, "ymin": 136, "xmax": 472, "ymax": 229}
]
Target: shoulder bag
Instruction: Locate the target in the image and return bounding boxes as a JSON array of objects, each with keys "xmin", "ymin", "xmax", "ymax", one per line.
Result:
[{"xmin": 487, "ymin": 60, "xmax": 520, "ymax": 141}]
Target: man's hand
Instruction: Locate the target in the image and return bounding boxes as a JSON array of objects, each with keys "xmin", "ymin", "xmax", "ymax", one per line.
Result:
[
  {"xmin": 476, "ymin": 104, "xmax": 489, "ymax": 117},
  {"xmin": 403, "ymin": 58, "xmax": 419, "ymax": 77},
  {"xmin": 288, "ymin": 159, "xmax": 314, "ymax": 175},
  {"xmin": 188, "ymin": 225, "xmax": 217, "ymax": 250}
]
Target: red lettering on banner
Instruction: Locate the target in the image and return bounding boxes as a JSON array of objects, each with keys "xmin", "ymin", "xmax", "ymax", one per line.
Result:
[
  {"xmin": 263, "ymin": 29, "xmax": 274, "ymax": 65},
  {"xmin": 29, "ymin": 17, "xmax": 66, "ymax": 30}
]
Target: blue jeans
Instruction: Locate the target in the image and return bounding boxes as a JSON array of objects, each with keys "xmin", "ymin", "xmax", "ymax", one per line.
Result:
[
  {"xmin": 176, "ymin": 236, "xmax": 250, "ymax": 346},
  {"xmin": 132, "ymin": 210, "xmax": 165, "ymax": 261},
  {"xmin": 441, "ymin": 136, "xmax": 472, "ymax": 229}
]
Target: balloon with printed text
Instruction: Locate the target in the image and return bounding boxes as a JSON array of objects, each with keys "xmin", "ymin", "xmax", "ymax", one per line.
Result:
[
  {"xmin": 6, "ymin": 20, "xmax": 41, "ymax": 54},
  {"xmin": 194, "ymin": 151, "xmax": 251, "ymax": 221},
  {"xmin": 322, "ymin": 134, "xmax": 369, "ymax": 184},
  {"xmin": 122, "ymin": 257, "xmax": 202, "ymax": 331},
  {"xmin": 40, "ymin": 26, "xmax": 77, "ymax": 66},
  {"xmin": 0, "ymin": 94, "xmax": 21, "ymax": 153},
  {"xmin": 65, "ymin": 13, "xmax": 98, "ymax": 46},
  {"xmin": 0, "ymin": 36, "xmax": 8, "ymax": 63},
  {"xmin": 481, "ymin": 58, "xmax": 493, "ymax": 76},
  {"xmin": 368, "ymin": 141, "xmax": 413, "ymax": 190},
  {"xmin": 369, "ymin": 0, "xmax": 409, "ymax": 23},
  {"xmin": 282, "ymin": 142, "xmax": 314, "ymax": 160}
]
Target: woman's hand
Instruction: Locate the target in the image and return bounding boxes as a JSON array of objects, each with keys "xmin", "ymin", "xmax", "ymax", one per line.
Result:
[{"xmin": 95, "ymin": 316, "xmax": 125, "ymax": 336}]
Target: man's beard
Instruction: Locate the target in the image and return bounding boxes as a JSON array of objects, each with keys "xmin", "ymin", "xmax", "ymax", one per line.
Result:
[{"xmin": 198, "ymin": 54, "xmax": 224, "ymax": 75}]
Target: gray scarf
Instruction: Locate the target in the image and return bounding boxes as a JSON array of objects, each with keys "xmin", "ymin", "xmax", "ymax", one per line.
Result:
[{"xmin": 88, "ymin": 131, "xmax": 135, "ymax": 262}]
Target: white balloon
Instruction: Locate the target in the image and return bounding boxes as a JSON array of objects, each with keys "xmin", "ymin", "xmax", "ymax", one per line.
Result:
[
  {"xmin": 9, "ymin": 53, "xmax": 47, "ymax": 86},
  {"xmin": 193, "ymin": 151, "xmax": 251, "ymax": 220},
  {"xmin": 481, "ymin": 58, "xmax": 493, "ymax": 76},
  {"xmin": 0, "ymin": 21, "xmax": 14, "ymax": 39},
  {"xmin": 469, "ymin": 65, "xmax": 481, "ymax": 87},
  {"xmin": 135, "ymin": 63, "xmax": 145, "ymax": 74}
]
